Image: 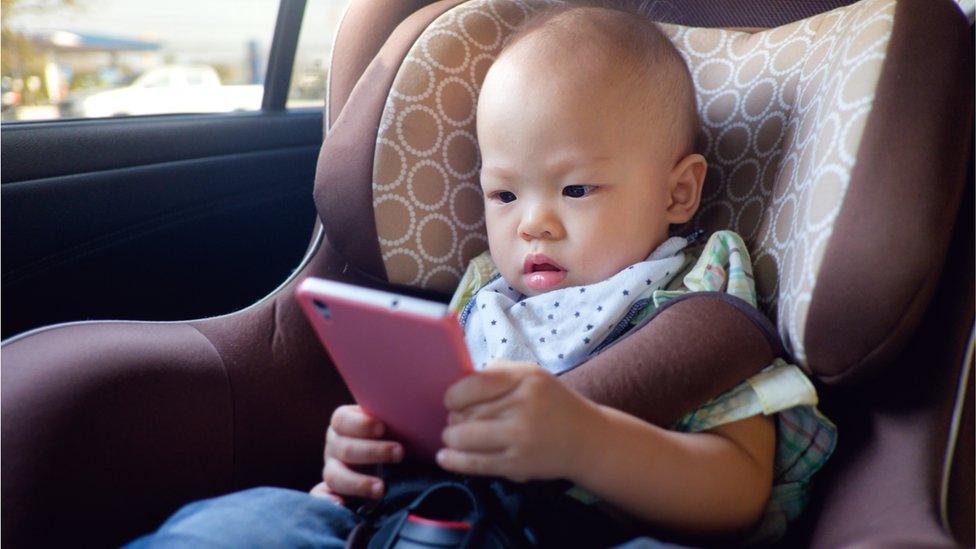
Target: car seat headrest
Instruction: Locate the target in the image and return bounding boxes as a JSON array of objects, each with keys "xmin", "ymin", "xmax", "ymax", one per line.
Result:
[{"xmin": 315, "ymin": 0, "xmax": 972, "ymax": 383}]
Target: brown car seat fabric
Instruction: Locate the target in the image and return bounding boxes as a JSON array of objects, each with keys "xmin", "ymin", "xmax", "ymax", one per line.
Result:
[
  {"xmin": 318, "ymin": 0, "xmax": 470, "ymax": 292},
  {"xmin": 779, "ymin": 183, "xmax": 975, "ymax": 549},
  {"xmin": 328, "ymin": 0, "xmax": 449, "ymax": 133},
  {"xmin": 323, "ymin": 0, "xmax": 867, "ymax": 130},
  {"xmin": 946, "ymin": 338, "xmax": 974, "ymax": 547},
  {"xmin": 804, "ymin": 0, "xmax": 973, "ymax": 384},
  {"xmin": 609, "ymin": 0, "xmax": 861, "ymax": 27},
  {"xmin": 562, "ymin": 292, "xmax": 783, "ymax": 425},
  {"xmin": 0, "ymin": 247, "xmax": 778, "ymax": 547},
  {"xmin": 3, "ymin": 26, "xmax": 784, "ymax": 533},
  {"xmin": 1, "ymin": 323, "xmax": 235, "ymax": 547},
  {"xmin": 1, "ymin": 1, "xmax": 972, "ymax": 548},
  {"xmin": 319, "ymin": 0, "xmax": 971, "ymax": 386},
  {"xmin": 312, "ymin": 1, "xmax": 972, "ymax": 547}
]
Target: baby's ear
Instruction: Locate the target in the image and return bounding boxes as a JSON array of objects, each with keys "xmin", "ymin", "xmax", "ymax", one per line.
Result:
[{"xmin": 665, "ymin": 153, "xmax": 707, "ymax": 224}]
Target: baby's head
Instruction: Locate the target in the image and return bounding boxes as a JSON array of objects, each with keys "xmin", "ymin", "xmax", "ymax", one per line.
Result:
[{"xmin": 477, "ymin": 3, "xmax": 706, "ymax": 297}]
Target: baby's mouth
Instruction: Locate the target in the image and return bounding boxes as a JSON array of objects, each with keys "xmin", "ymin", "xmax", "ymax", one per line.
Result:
[{"xmin": 523, "ymin": 254, "xmax": 567, "ymax": 291}]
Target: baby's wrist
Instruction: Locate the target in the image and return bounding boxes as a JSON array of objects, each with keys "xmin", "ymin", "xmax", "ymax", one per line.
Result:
[{"xmin": 564, "ymin": 401, "xmax": 613, "ymax": 483}]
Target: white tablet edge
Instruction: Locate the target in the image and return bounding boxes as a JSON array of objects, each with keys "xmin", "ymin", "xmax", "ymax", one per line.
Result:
[{"xmin": 299, "ymin": 277, "xmax": 449, "ymax": 319}]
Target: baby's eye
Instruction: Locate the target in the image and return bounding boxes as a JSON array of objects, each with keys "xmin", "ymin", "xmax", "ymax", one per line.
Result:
[
  {"xmin": 492, "ymin": 191, "xmax": 517, "ymax": 203},
  {"xmin": 563, "ymin": 185, "xmax": 596, "ymax": 198}
]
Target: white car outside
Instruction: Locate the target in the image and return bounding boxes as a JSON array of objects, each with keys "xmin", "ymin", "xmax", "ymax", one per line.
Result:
[{"xmin": 81, "ymin": 65, "xmax": 263, "ymax": 118}]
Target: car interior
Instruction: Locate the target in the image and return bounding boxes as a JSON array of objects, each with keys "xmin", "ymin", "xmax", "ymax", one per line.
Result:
[{"xmin": 2, "ymin": 0, "xmax": 973, "ymax": 547}]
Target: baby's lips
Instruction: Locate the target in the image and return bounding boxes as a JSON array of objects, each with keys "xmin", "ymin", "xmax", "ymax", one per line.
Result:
[
  {"xmin": 524, "ymin": 269, "xmax": 567, "ymax": 290},
  {"xmin": 523, "ymin": 253, "xmax": 567, "ymax": 274}
]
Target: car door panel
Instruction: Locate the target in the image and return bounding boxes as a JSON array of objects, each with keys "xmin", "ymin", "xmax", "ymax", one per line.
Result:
[{"xmin": 2, "ymin": 111, "xmax": 322, "ymax": 339}]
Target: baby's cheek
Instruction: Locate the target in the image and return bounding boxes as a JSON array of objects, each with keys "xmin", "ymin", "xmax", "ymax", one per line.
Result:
[
  {"xmin": 571, "ymin": 248, "xmax": 610, "ymax": 280},
  {"xmin": 499, "ymin": 269, "xmax": 531, "ymax": 296},
  {"xmin": 576, "ymin": 253, "xmax": 631, "ymax": 284}
]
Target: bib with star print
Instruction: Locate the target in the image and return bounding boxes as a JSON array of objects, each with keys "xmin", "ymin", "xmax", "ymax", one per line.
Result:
[{"xmin": 460, "ymin": 236, "xmax": 690, "ymax": 374}]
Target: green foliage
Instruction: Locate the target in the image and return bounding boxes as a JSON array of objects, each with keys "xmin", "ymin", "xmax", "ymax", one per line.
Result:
[{"xmin": 1, "ymin": 0, "xmax": 84, "ymax": 103}]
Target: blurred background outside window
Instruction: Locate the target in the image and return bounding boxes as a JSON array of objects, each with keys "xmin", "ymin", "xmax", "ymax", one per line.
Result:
[
  {"xmin": 1, "ymin": 0, "xmax": 350, "ymax": 122},
  {"xmin": 288, "ymin": 0, "xmax": 348, "ymax": 109}
]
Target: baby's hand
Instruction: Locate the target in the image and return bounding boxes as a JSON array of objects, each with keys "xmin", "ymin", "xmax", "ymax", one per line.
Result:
[
  {"xmin": 310, "ymin": 404, "xmax": 404, "ymax": 503},
  {"xmin": 438, "ymin": 360, "xmax": 603, "ymax": 483}
]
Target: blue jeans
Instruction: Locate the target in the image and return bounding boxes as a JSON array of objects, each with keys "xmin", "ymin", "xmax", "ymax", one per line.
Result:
[
  {"xmin": 126, "ymin": 487, "xmax": 357, "ymax": 548},
  {"xmin": 126, "ymin": 486, "xmax": 693, "ymax": 548}
]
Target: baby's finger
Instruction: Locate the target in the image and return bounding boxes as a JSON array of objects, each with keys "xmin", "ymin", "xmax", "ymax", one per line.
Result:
[
  {"xmin": 442, "ymin": 420, "xmax": 510, "ymax": 452},
  {"xmin": 444, "ymin": 368, "xmax": 522, "ymax": 411},
  {"xmin": 450, "ymin": 395, "xmax": 514, "ymax": 423},
  {"xmin": 483, "ymin": 359, "xmax": 537, "ymax": 371},
  {"xmin": 326, "ymin": 427, "xmax": 404, "ymax": 465},
  {"xmin": 323, "ymin": 457, "xmax": 385, "ymax": 499},
  {"xmin": 309, "ymin": 481, "xmax": 346, "ymax": 506},
  {"xmin": 331, "ymin": 405, "xmax": 384, "ymax": 438},
  {"xmin": 436, "ymin": 448, "xmax": 507, "ymax": 478}
]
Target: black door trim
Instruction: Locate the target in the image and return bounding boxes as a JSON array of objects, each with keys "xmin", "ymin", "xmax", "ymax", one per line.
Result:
[
  {"xmin": 1, "ymin": 110, "xmax": 323, "ymax": 184},
  {"xmin": 263, "ymin": 0, "xmax": 308, "ymax": 110}
]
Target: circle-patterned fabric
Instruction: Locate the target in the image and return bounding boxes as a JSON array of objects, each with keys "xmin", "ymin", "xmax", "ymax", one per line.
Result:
[{"xmin": 371, "ymin": 0, "xmax": 894, "ymax": 366}]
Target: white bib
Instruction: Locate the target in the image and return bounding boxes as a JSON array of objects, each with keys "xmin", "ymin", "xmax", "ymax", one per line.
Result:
[{"xmin": 460, "ymin": 236, "xmax": 690, "ymax": 374}]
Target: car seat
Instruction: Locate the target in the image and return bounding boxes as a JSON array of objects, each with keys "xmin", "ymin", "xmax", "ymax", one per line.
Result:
[{"xmin": 2, "ymin": 0, "xmax": 972, "ymax": 547}]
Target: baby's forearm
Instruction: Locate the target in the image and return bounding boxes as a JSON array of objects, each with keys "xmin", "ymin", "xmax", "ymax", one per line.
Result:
[{"xmin": 571, "ymin": 405, "xmax": 775, "ymax": 536}]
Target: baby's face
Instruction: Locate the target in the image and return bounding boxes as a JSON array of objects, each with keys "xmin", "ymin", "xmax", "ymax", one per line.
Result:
[{"xmin": 477, "ymin": 54, "xmax": 697, "ymax": 297}]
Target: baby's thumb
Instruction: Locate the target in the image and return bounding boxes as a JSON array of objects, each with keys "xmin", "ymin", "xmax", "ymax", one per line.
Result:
[
  {"xmin": 309, "ymin": 482, "xmax": 345, "ymax": 506},
  {"xmin": 484, "ymin": 358, "xmax": 536, "ymax": 371}
]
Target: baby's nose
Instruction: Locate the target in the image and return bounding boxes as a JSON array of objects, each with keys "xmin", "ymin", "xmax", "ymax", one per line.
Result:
[{"xmin": 518, "ymin": 209, "xmax": 562, "ymax": 240}]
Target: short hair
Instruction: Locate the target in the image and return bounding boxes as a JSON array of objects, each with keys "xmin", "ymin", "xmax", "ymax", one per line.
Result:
[{"xmin": 496, "ymin": 1, "xmax": 701, "ymax": 157}]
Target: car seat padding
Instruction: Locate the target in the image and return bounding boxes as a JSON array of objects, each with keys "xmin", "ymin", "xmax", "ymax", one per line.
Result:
[
  {"xmin": 327, "ymin": 0, "xmax": 441, "ymax": 132},
  {"xmin": 561, "ymin": 292, "xmax": 783, "ymax": 425},
  {"xmin": 316, "ymin": 0, "xmax": 972, "ymax": 384},
  {"xmin": 803, "ymin": 0, "xmax": 973, "ymax": 383},
  {"xmin": 316, "ymin": 0, "xmax": 468, "ymax": 292},
  {"xmin": 1, "ymin": 1, "xmax": 971, "ymax": 547}
]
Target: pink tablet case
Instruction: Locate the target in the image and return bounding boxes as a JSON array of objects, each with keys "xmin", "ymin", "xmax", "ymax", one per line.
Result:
[{"xmin": 296, "ymin": 278, "xmax": 474, "ymax": 461}]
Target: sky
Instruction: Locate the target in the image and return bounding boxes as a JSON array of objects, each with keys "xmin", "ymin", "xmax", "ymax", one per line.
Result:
[{"xmin": 7, "ymin": 0, "xmax": 349, "ymax": 65}]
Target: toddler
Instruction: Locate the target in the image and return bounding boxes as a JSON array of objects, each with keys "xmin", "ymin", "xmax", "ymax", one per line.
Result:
[
  {"xmin": 317, "ymin": 3, "xmax": 834, "ymax": 546},
  {"xmin": 131, "ymin": 4, "xmax": 834, "ymax": 547}
]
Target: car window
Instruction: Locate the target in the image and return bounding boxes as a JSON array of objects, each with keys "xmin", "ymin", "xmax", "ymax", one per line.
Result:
[
  {"xmin": 287, "ymin": 0, "xmax": 352, "ymax": 110},
  {"xmin": 1, "ymin": 0, "xmax": 279, "ymax": 121}
]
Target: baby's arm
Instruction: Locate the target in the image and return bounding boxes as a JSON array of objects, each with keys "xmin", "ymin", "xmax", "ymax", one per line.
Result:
[
  {"xmin": 577, "ymin": 405, "xmax": 774, "ymax": 536},
  {"xmin": 440, "ymin": 361, "xmax": 775, "ymax": 537}
]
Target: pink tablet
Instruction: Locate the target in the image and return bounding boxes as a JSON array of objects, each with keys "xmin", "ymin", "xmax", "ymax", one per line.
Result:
[{"xmin": 296, "ymin": 277, "xmax": 475, "ymax": 461}]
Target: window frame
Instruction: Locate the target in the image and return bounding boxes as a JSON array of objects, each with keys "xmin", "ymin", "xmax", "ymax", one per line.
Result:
[
  {"xmin": 1, "ymin": 0, "xmax": 310, "ymax": 125},
  {"xmin": 263, "ymin": 0, "xmax": 308, "ymax": 111}
]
